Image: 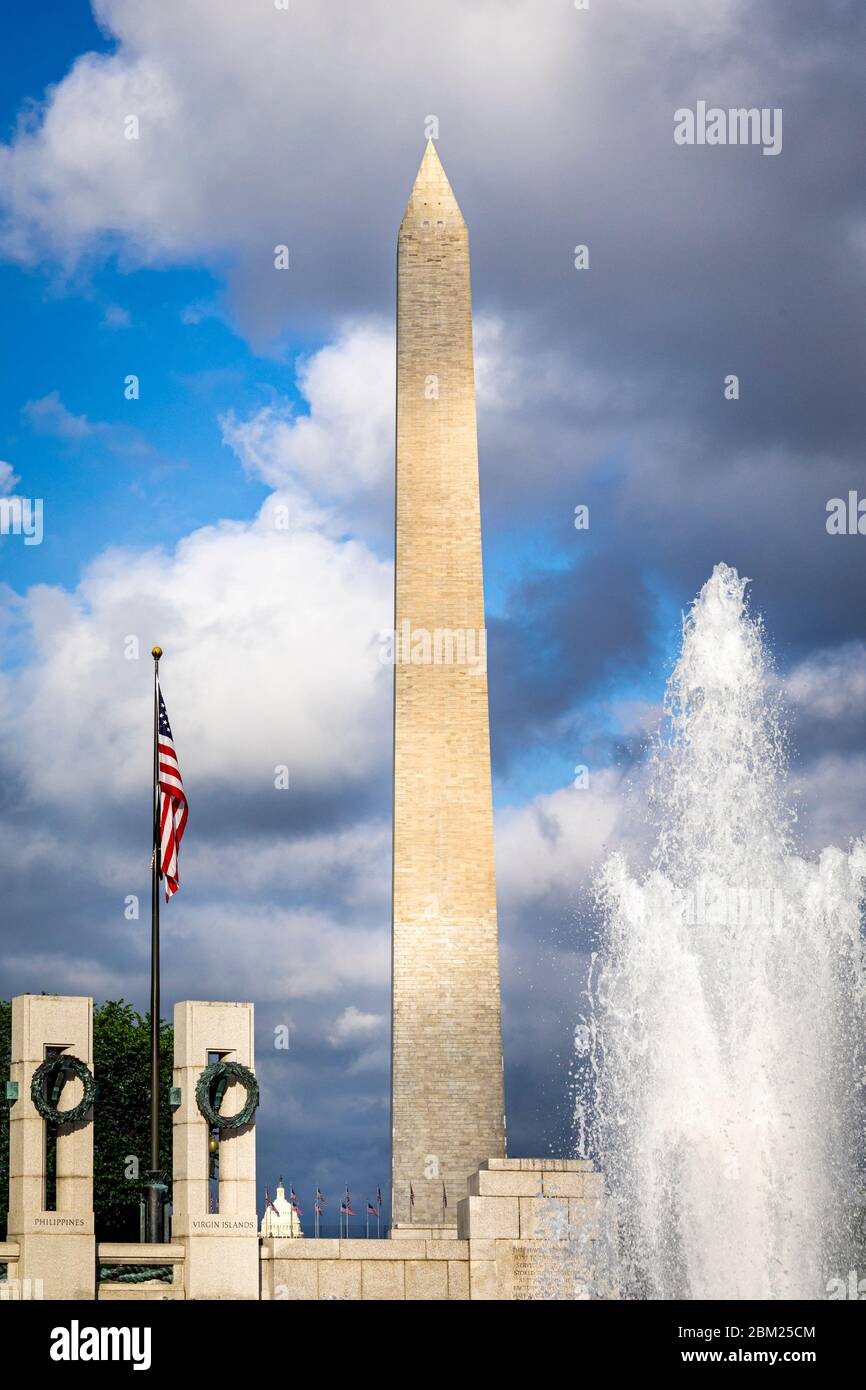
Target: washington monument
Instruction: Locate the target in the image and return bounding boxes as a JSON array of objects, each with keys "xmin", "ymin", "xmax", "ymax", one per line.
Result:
[{"xmin": 391, "ymin": 142, "xmax": 506, "ymax": 1227}]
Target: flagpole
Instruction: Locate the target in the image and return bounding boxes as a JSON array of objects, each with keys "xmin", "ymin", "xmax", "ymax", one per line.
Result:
[{"xmin": 146, "ymin": 645, "xmax": 163, "ymax": 1242}]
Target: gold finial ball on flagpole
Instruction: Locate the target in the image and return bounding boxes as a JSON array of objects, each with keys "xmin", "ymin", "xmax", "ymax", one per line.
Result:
[{"xmin": 151, "ymin": 646, "xmax": 163, "ymax": 660}]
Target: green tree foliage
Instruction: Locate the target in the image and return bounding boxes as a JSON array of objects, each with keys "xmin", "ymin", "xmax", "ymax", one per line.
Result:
[
  {"xmin": 1, "ymin": 999, "xmax": 173, "ymax": 1241},
  {"xmin": 92, "ymin": 1000, "xmax": 173, "ymax": 1240}
]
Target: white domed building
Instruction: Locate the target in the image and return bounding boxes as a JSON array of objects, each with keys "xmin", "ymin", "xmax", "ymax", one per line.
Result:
[{"xmin": 260, "ymin": 1182, "xmax": 304, "ymax": 1238}]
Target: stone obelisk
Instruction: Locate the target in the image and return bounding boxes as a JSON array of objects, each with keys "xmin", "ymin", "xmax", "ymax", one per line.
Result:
[{"xmin": 391, "ymin": 142, "xmax": 505, "ymax": 1227}]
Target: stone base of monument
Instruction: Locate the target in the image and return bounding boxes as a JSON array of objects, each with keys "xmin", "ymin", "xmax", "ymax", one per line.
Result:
[
  {"xmin": 390, "ymin": 1224, "xmax": 460, "ymax": 1239},
  {"xmin": 262, "ymin": 1158, "xmax": 613, "ymax": 1300},
  {"xmin": 261, "ymin": 1234, "xmax": 471, "ymax": 1300},
  {"xmin": 458, "ymin": 1159, "xmax": 614, "ymax": 1299}
]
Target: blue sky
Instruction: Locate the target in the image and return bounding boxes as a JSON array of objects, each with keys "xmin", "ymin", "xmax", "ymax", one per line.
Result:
[
  {"xmin": 1, "ymin": 5, "xmax": 315, "ymax": 595},
  {"xmin": 1, "ymin": 0, "xmax": 864, "ymax": 1224},
  {"xmin": 1, "ymin": 2, "xmax": 109, "ymax": 135}
]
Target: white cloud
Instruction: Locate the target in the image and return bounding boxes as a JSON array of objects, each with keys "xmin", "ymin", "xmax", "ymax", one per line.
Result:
[
  {"xmin": 219, "ymin": 310, "xmax": 586, "ymax": 521},
  {"xmin": 0, "ymin": 491, "xmax": 392, "ymax": 809},
  {"xmin": 492, "ymin": 647, "xmax": 866, "ymax": 924},
  {"xmin": 496, "ymin": 768, "xmax": 651, "ymax": 912},
  {"xmin": 0, "ymin": 950, "xmax": 131, "ymax": 1001},
  {"xmin": 328, "ymin": 1005, "xmax": 386, "ymax": 1047},
  {"xmin": 20, "ymin": 391, "xmax": 158, "ymax": 463},
  {"xmin": 0, "ymin": 45, "xmax": 181, "ymax": 267},
  {"xmin": 785, "ymin": 642, "xmax": 866, "ymax": 723},
  {"xmin": 23, "ymin": 390, "xmax": 101, "ymax": 440},
  {"xmin": 180, "ymin": 301, "xmax": 214, "ymax": 326},
  {"xmin": 0, "ymin": 3, "xmax": 555, "ymax": 273},
  {"xmin": 0, "ymin": 460, "xmax": 19, "ymax": 493},
  {"xmin": 326, "ymin": 1006, "xmax": 389, "ymax": 1075},
  {"xmin": 221, "ymin": 321, "xmax": 394, "ymax": 500},
  {"xmin": 101, "ymin": 303, "xmax": 130, "ymax": 328},
  {"xmin": 174, "ymin": 906, "xmax": 388, "ymax": 1004},
  {"xmin": 789, "ymin": 753, "xmax": 866, "ymax": 854},
  {"xmin": 190, "ymin": 821, "xmax": 391, "ymax": 912},
  {"xmin": 0, "ymin": 0, "xmax": 755, "ymax": 345}
]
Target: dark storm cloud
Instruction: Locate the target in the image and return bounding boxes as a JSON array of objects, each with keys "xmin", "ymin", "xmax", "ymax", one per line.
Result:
[
  {"xmin": 228, "ymin": 0, "xmax": 866, "ymax": 479},
  {"xmin": 488, "ymin": 551, "xmax": 658, "ymax": 769},
  {"xmin": 500, "ymin": 895, "xmax": 600, "ymax": 1161},
  {"xmin": 186, "ymin": 770, "xmax": 390, "ymax": 840}
]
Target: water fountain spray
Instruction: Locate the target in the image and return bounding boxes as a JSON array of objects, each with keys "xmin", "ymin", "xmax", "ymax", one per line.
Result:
[{"xmin": 591, "ymin": 564, "xmax": 864, "ymax": 1299}]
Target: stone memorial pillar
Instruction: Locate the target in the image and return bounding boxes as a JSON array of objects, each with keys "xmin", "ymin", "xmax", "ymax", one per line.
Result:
[
  {"xmin": 172, "ymin": 1000, "xmax": 259, "ymax": 1299},
  {"xmin": 6, "ymin": 994, "xmax": 95, "ymax": 1300}
]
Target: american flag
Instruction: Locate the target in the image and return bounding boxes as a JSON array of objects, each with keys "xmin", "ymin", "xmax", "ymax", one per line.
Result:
[
  {"xmin": 265, "ymin": 1190, "xmax": 280, "ymax": 1218},
  {"xmin": 156, "ymin": 683, "xmax": 187, "ymax": 901}
]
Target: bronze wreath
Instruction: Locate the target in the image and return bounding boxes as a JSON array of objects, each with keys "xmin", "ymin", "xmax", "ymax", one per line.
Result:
[
  {"xmin": 30, "ymin": 1054, "xmax": 95, "ymax": 1125},
  {"xmin": 195, "ymin": 1061, "xmax": 259, "ymax": 1130}
]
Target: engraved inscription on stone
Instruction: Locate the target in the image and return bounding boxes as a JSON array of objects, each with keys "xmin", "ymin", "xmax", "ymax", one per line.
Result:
[
  {"xmin": 512, "ymin": 1245, "xmax": 545, "ymax": 1300},
  {"xmin": 503, "ymin": 1240, "xmax": 593, "ymax": 1301}
]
